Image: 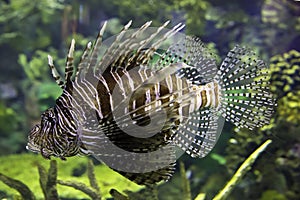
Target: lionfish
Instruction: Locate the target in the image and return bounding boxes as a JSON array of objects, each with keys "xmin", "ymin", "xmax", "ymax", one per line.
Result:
[{"xmin": 27, "ymin": 21, "xmax": 275, "ymax": 185}]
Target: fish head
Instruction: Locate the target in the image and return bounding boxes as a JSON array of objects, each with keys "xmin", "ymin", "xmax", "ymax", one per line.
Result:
[
  {"xmin": 27, "ymin": 107, "xmax": 68, "ymax": 160},
  {"xmin": 26, "ymin": 124, "xmax": 41, "ymax": 153}
]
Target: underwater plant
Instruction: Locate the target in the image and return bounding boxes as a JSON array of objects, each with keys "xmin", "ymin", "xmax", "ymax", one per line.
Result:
[
  {"xmin": 0, "ymin": 154, "xmax": 143, "ymax": 199},
  {"xmin": 0, "ymin": 139, "xmax": 272, "ymax": 199},
  {"xmin": 1, "ymin": 1, "xmax": 299, "ymax": 198},
  {"xmin": 269, "ymin": 50, "xmax": 300, "ymax": 124},
  {"xmin": 224, "ymin": 49, "xmax": 300, "ymax": 200},
  {"xmin": 0, "ymin": 100, "xmax": 25, "ymax": 155}
]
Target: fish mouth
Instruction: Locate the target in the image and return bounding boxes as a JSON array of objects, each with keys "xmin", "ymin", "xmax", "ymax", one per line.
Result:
[{"xmin": 26, "ymin": 143, "xmax": 40, "ymax": 153}]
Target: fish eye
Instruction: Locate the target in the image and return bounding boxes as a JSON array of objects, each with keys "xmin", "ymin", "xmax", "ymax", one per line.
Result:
[{"xmin": 41, "ymin": 108, "xmax": 56, "ymax": 123}]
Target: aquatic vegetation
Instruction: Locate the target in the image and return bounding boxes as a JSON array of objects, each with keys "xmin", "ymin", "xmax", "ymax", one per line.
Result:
[
  {"xmin": 0, "ymin": 0, "xmax": 64, "ymax": 51},
  {"xmin": 261, "ymin": 0, "xmax": 300, "ymax": 29},
  {"xmin": 0, "ymin": 101, "xmax": 22, "ymax": 155},
  {"xmin": 180, "ymin": 162, "xmax": 191, "ymax": 200},
  {"xmin": 0, "ymin": 154, "xmax": 142, "ymax": 199},
  {"xmin": 213, "ymin": 140, "xmax": 272, "ymax": 200},
  {"xmin": 0, "ymin": 173, "xmax": 35, "ymax": 200},
  {"xmin": 203, "ymin": 0, "xmax": 300, "ymax": 61},
  {"xmin": 0, "ymin": 99, "xmax": 27, "ymax": 156},
  {"xmin": 0, "ymin": 0, "xmax": 299, "ymax": 199},
  {"xmin": 276, "ymin": 90, "xmax": 300, "ymax": 124},
  {"xmin": 224, "ymin": 50, "xmax": 300, "ymax": 199},
  {"xmin": 57, "ymin": 160, "xmax": 102, "ymax": 200},
  {"xmin": 37, "ymin": 160, "xmax": 58, "ymax": 200},
  {"xmin": 225, "ymin": 124, "xmax": 300, "ymax": 199},
  {"xmin": 269, "ymin": 50, "xmax": 300, "ymax": 124},
  {"xmin": 269, "ymin": 50, "xmax": 300, "ymax": 98},
  {"xmin": 0, "ymin": 139, "xmax": 271, "ymax": 200}
]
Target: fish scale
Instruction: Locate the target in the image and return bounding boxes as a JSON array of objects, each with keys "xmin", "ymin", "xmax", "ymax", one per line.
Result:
[{"xmin": 27, "ymin": 21, "xmax": 276, "ymax": 185}]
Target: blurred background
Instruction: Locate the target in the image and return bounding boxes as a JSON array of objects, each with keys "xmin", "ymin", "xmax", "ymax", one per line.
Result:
[{"xmin": 0, "ymin": 0, "xmax": 300, "ymax": 199}]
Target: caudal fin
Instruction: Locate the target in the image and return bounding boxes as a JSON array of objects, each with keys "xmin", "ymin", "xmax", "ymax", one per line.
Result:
[{"xmin": 216, "ymin": 46, "xmax": 276, "ymax": 130}]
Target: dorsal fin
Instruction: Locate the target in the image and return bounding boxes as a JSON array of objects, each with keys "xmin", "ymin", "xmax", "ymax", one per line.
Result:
[
  {"xmin": 75, "ymin": 41, "xmax": 92, "ymax": 81},
  {"xmin": 75, "ymin": 21, "xmax": 185, "ymax": 80},
  {"xmin": 65, "ymin": 39, "xmax": 75, "ymax": 84},
  {"xmin": 48, "ymin": 38, "xmax": 76, "ymax": 89},
  {"xmin": 48, "ymin": 55, "xmax": 64, "ymax": 88},
  {"xmin": 155, "ymin": 36, "xmax": 218, "ymax": 84}
]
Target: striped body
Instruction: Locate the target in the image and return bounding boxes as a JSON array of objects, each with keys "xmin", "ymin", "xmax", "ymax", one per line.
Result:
[
  {"xmin": 28, "ymin": 93, "xmax": 83, "ymax": 160},
  {"xmin": 27, "ymin": 21, "xmax": 275, "ymax": 185},
  {"xmin": 95, "ymin": 68, "xmax": 220, "ymax": 122}
]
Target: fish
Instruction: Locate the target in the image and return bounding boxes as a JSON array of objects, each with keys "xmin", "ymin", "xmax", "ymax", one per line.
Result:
[{"xmin": 27, "ymin": 21, "xmax": 275, "ymax": 185}]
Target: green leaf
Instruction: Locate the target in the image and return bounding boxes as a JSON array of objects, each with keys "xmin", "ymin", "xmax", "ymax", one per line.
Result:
[
  {"xmin": 210, "ymin": 153, "xmax": 226, "ymax": 165},
  {"xmin": 37, "ymin": 83, "xmax": 62, "ymax": 100}
]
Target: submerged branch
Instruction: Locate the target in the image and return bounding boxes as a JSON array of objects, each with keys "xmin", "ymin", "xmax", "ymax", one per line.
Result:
[
  {"xmin": 57, "ymin": 179, "xmax": 101, "ymax": 200},
  {"xmin": 37, "ymin": 160, "xmax": 59, "ymax": 200},
  {"xmin": 57, "ymin": 159, "xmax": 101, "ymax": 200},
  {"xmin": 0, "ymin": 173, "xmax": 36, "ymax": 200},
  {"xmin": 87, "ymin": 159, "xmax": 101, "ymax": 193},
  {"xmin": 180, "ymin": 161, "xmax": 191, "ymax": 200},
  {"xmin": 212, "ymin": 139, "xmax": 272, "ymax": 200},
  {"xmin": 37, "ymin": 163, "xmax": 48, "ymax": 198},
  {"xmin": 110, "ymin": 189, "xmax": 129, "ymax": 200},
  {"xmin": 46, "ymin": 160, "xmax": 59, "ymax": 200}
]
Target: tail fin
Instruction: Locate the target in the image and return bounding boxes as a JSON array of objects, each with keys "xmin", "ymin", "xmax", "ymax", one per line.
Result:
[{"xmin": 216, "ymin": 46, "xmax": 276, "ymax": 130}]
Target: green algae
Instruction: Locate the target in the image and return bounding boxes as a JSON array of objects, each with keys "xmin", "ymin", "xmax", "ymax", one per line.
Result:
[
  {"xmin": 0, "ymin": 153, "xmax": 142, "ymax": 199},
  {"xmin": 0, "ymin": 173, "xmax": 35, "ymax": 200},
  {"xmin": 0, "ymin": 139, "xmax": 276, "ymax": 200},
  {"xmin": 223, "ymin": 49, "xmax": 300, "ymax": 199}
]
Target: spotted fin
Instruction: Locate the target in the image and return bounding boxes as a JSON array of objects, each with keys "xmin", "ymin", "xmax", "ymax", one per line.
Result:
[
  {"xmin": 173, "ymin": 108, "xmax": 220, "ymax": 158},
  {"xmin": 216, "ymin": 45, "xmax": 276, "ymax": 130},
  {"xmin": 80, "ymin": 120, "xmax": 177, "ymax": 185},
  {"xmin": 155, "ymin": 36, "xmax": 218, "ymax": 84},
  {"xmin": 116, "ymin": 163, "xmax": 176, "ymax": 185}
]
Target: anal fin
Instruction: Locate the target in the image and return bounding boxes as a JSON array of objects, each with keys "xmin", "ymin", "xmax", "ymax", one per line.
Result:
[
  {"xmin": 116, "ymin": 163, "xmax": 176, "ymax": 185},
  {"xmin": 173, "ymin": 108, "xmax": 222, "ymax": 158}
]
